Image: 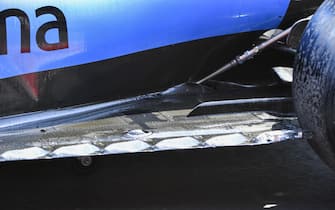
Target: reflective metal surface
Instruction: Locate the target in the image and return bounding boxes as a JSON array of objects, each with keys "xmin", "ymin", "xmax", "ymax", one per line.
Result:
[{"xmin": 0, "ymin": 108, "xmax": 302, "ymax": 162}]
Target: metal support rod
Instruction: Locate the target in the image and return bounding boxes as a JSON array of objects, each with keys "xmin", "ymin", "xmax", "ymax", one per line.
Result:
[
  {"xmin": 196, "ymin": 27, "xmax": 292, "ymax": 84},
  {"xmin": 196, "ymin": 16, "xmax": 312, "ymax": 84}
]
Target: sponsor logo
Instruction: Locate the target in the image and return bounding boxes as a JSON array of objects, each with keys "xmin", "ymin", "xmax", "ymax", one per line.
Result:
[{"xmin": 0, "ymin": 6, "xmax": 68, "ymax": 55}]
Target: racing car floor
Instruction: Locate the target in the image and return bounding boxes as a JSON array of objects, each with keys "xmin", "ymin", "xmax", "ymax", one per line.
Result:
[
  {"xmin": 1, "ymin": 51, "xmax": 334, "ymax": 208},
  {"xmin": 1, "ymin": 136, "xmax": 335, "ymax": 209}
]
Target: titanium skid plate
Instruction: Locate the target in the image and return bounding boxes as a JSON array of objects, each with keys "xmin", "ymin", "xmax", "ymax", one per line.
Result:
[{"xmin": 0, "ymin": 110, "xmax": 302, "ymax": 162}]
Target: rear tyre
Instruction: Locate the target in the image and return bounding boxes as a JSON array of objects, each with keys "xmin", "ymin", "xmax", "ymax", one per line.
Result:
[{"xmin": 293, "ymin": 0, "xmax": 335, "ymax": 169}]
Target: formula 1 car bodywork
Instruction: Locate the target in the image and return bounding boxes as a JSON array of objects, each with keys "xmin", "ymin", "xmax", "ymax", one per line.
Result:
[
  {"xmin": 0, "ymin": 0, "xmax": 319, "ymax": 115},
  {"xmin": 1, "ymin": 0, "xmax": 334, "ymax": 169}
]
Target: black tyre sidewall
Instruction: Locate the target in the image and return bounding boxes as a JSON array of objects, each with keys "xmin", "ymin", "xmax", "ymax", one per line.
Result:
[{"xmin": 293, "ymin": 0, "xmax": 335, "ymax": 169}]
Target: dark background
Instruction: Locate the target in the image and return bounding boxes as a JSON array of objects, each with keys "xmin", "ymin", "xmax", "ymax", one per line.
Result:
[{"xmin": 1, "ymin": 139, "xmax": 335, "ymax": 210}]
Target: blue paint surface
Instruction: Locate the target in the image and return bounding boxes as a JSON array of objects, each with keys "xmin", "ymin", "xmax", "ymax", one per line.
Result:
[{"xmin": 0, "ymin": 0, "xmax": 290, "ymax": 79}]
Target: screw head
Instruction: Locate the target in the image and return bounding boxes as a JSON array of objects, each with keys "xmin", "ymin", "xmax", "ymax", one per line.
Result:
[{"xmin": 78, "ymin": 156, "xmax": 93, "ymax": 167}]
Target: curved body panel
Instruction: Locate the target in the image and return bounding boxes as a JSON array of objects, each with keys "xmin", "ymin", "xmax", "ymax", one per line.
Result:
[
  {"xmin": 0, "ymin": 0, "xmax": 290, "ymax": 79},
  {"xmin": 0, "ymin": 0, "xmax": 323, "ymax": 116}
]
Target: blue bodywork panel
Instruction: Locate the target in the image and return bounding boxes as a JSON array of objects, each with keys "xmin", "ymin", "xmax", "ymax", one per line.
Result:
[{"xmin": 0, "ymin": 0, "xmax": 290, "ymax": 79}]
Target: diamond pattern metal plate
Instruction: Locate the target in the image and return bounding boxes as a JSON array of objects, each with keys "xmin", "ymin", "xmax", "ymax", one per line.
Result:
[{"xmin": 0, "ymin": 109, "xmax": 302, "ymax": 162}]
